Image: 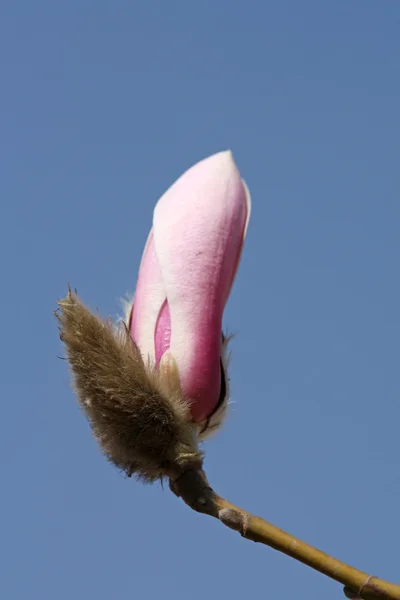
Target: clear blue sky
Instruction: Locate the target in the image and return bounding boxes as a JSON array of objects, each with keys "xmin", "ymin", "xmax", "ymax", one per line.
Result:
[{"xmin": 1, "ymin": 1, "xmax": 399, "ymax": 598}]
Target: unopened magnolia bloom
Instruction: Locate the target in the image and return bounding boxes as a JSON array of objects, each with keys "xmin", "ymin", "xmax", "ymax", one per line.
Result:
[
  {"xmin": 56, "ymin": 151, "xmax": 251, "ymax": 480},
  {"xmin": 125, "ymin": 151, "xmax": 251, "ymax": 438}
]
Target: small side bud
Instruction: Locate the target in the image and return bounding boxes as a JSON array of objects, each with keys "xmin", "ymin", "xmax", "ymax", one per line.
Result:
[{"xmin": 218, "ymin": 508, "xmax": 249, "ymax": 536}]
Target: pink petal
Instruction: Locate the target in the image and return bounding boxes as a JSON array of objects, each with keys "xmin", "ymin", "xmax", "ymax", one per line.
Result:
[
  {"xmin": 129, "ymin": 231, "xmax": 168, "ymax": 363},
  {"xmin": 153, "ymin": 150, "xmax": 251, "ymax": 420}
]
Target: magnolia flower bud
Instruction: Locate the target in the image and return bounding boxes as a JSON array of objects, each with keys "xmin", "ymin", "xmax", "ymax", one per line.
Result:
[{"xmin": 56, "ymin": 151, "xmax": 250, "ymax": 480}]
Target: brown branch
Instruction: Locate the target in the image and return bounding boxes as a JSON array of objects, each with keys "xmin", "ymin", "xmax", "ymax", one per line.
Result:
[
  {"xmin": 56, "ymin": 292, "xmax": 399, "ymax": 598},
  {"xmin": 169, "ymin": 468, "xmax": 400, "ymax": 600}
]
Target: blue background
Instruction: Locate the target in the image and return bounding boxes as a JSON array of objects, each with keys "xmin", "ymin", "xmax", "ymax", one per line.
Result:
[{"xmin": 1, "ymin": 1, "xmax": 399, "ymax": 599}]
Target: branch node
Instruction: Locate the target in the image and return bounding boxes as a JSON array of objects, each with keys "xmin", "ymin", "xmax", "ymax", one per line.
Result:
[
  {"xmin": 344, "ymin": 586, "xmax": 361, "ymax": 599},
  {"xmin": 344, "ymin": 576, "xmax": 385, "ymax": 600}
]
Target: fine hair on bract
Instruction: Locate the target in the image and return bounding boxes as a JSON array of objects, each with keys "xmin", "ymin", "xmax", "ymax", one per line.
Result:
[{"xmin": 56, "ymin": 289, "xmax": 202, "ymax": 482}]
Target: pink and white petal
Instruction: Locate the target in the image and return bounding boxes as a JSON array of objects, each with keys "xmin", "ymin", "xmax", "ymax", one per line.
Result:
[
  {"xmin": 129, "ymin": 231, "xmax": 168, "ymax": 363},
  {"xmin": 153, "ymin": 150, "xmax": 250, "ymax": 421}
]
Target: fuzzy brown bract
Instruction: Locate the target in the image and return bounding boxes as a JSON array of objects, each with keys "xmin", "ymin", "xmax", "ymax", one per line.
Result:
[{"xmin": 55, "ymin": 289, "xmax": 202, "ymax": 482}]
